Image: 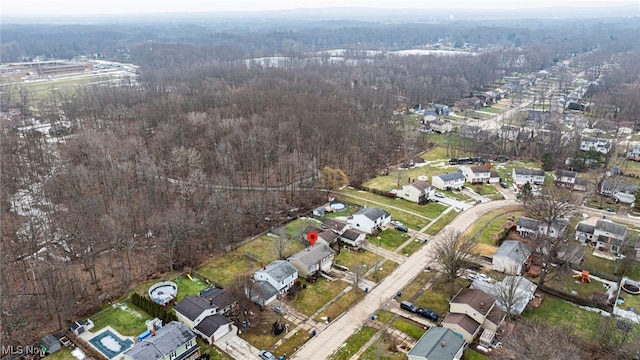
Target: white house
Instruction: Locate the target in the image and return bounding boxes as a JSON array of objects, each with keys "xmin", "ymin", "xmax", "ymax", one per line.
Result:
[
  {"xmin": 430, "ymin": 119, "xmax": 453, "ymax": 134},
  {"xmin": 401, "ymin": 180, "xmax": 435, "ymax": 204},
  {"xmin": 554, "ymin": 169, "xmax": 577, "ymax": 188},
  {"xmin": 460, "ymin": 166, "xmax": 491, "ymax": 184},
  {"xmin": 627, "ymin": 144, "xmax": 640, "ymax": 161},
  {"xmin": 511, "ymin": 168, "xmax": 545, "ymax": 186},
  {"xmin": 442, "ymin": 289, "xmax": 504, "ymax": 343},
  {"xmin": 492, "ymin": 241, "xmax": 531, "ymax": 275},
  {"xmin": 251, "ymin": 260, "xmax": 298, "ymax": 305},
  {"xmin": 288, "ymin": 244, "xmax": 335, "ymax": 278},
  {"xmin": 432, "ymin": 171, "xmax": 466, "ymax": 190},
  {"xmin": 174, "ymin": 296, "xmax": 219, "ymax": 330},
  {"xmin": 600, "ymin": 179, "xmax": 637, "ymax": 204},
  {"xmin": 580, "ymin": 136, "xmax": 610, "ymax": 154},
  {"xmin": 347, "ymin": 207, "xmax": 391, "ymax": 234},
  {"xmin": 575, "ymin": 222, "xmax": 596, "ymax": 245},
  {"xmin": 516, "ymin": 216, "xmax": 568, "ymax": 239},
  {"xmin": 407, "ymin": 327, "xmax": 466, "ymax": 360},
  {"xmin": 339, "ymin": 229, "xmax": 367, "ymax": 247}
]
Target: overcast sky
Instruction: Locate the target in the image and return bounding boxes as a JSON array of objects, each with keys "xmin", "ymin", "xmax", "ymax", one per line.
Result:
[{"xmin": 3, "ymin": 0, "xmax": 638, "ymax": 16}]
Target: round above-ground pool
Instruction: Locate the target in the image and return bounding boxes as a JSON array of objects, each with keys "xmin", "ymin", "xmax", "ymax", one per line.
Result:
[
  {"xmin": 330, "ymin": 202, "xmax": 345, "ymax": 211},
  {"xmin": 148, "ymin": 281, "xmax": 178, "ymax": 305},
  {"xmin": 622, "ymin": 282, "xmax": 640, "ymax": 295}
]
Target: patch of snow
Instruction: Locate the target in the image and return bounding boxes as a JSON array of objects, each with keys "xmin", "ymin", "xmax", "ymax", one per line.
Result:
[
  {"xmin": 100, "ymin": 335, "xmax": 122, "ymax": 352},
  {"xmin": 71, "ymin": 348, "xmax": 86, "ymax": 360}
]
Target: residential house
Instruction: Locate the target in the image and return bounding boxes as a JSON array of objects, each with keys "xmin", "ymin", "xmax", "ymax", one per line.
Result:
[
  {"xmin": 511, "ymin": 168, "xmax": 545, "ymax": 186},
  {"xmin": 594, "ymin": 219, "xmax": 627, "ymax": 254},
  {"xmin": 470, "ymin": 276, "xmax": 537, "ymax": 315},
  {"xmin": 430, "ymin": 119, "xmax": 453, "ymax": 134},
  {"xmin": 575, "ymin": 222, "xmax": 596, "ymax": 245},
  {"xmin": 627, "ymin": 144, "xmax": 640, "ymax": 161},
  {"xmin": 489, "ymin": 170, "xmax": 500, "ymax": 184},
  {"xmin": 302, "ymin": 225, "xmax": 338, "ymax": 246},
  {"xmin": 199, "ymin": 288, "xmax": 237, "ymax": 315},
  {"xmin": 70, "ymin": 319, "xmax": 94, "ymax": 336},
  {"xmin": 288, "ymin": 244, "xmax": 335, "ymax": 278},
  {"xmin": 433, "ymin": 104, "xmax": 451, "ymax": 116},
  {"xmin": 574, "ymin": 178, "xmax": 589, "ymax": 192},
  {"xmin": 401, "ymin": 180, "xmax": 435, "ymax": 204},
  {"xmin": 322, "ymin": 218, "xmax": 350, "ymax": 234},
  {"xmin": 580, "ymin": 136, "xmax": 611, "ymax": 154},
  {"xmin": 407, "ymin": 327, "xmax": 466, "ymax": 360},
  {"xmin": 442, "ymin": 289, "xmax": 504, "ymax": 343},
  {"xmin": 600, "ymin": 179, "xmax": 638, "ymax": 204},
  {"xmin": 347, "ymin": 207, "xmax": 391, "ymax": 234},
  {"xmin": 554, "ymin": 169, "xmax": 577, "ymax": 189},
  {"xmin": 556, "ymin": 244, "xmax": 585, "ymax": 267},
  {"xmin": 432, "ymin": 171, "xmax": 465, "ymax": 190},
  {"xmin": 251, "ymin": 260, "xmax": 298, "ymax": 306},
  {"xmin": 173, "ymin": 296, "xmax": 233, "ymax": 344},
  {"xmin": 122, "ymin": 321, "xmax": 200, "ymax": 360},
  {"xmin": 492, "ymin": 240, "xmax": 531, "ymax": 275},
  {"xmin": 339, "ymin": 229, "xmax": 367, "ymax": 247},
  {"xmin": 516, "ymin": 216, "xmax": 568, "ymax": 239},
  {"xmin": 526, "ymin": 110, "xmax": 548, "ymax": 123},
  {"xmin": 459, "ymin": 124, "xmax": 495, "ymax": 141},
  {"xmin": 460, "ymin": 166, "xmax": 491, "ymax": 184}
]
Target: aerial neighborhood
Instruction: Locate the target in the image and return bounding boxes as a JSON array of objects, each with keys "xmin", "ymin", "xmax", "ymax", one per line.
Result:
[{"xmin": 2, "ymin": 9, "xmax": 640, "ymax": 360}]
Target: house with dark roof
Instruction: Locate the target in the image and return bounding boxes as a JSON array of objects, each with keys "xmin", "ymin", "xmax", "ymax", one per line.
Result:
[
  {"xmin": 594, "ymin": 219, "xmax": 627, "ymax": 254},
  {"xmin": 339, "ymin": 228, "xmax": 367, "ymax": 247},
  {"xmin": 193, "ymin": 314, "xmax": 233, "ymax": 344},
  {"xmin": 407, "ymin": 327, "xmax": 466, "ymax": 360},
  {"xmin": 492, "ymin": 240, "xmax": 531, "ymax": 275},
  {"xmin": 122, "ymin": 321, "xmax": 200, "ymax": 360},
  {"xmin": 302, "ymin": 225, "xmax": 339, "ymax": 246},
  {"xmin": 460, "ymin": 166, "xmax": 491, "ymax": 184},
  {"xmin": 322, "ymin": 218, "xmax": 350, "ymax": 235},
  {"xmin": 470, "ymin": 276, "xmax": 537, "ymax": 315},
  {"xmin": 173, "ymin": 294, "xmax": 235, "ymax": 344},
  {"xmin": 288, "ymin": 244, "xmax": 335, "ymax": 278},
  {"xmin": 511, "ymin": 168, "xmax": 545, "ymax": 186},
  {"xmin": 174, "ymin": 296, "xmax": 218, "ymax": 329},
  {"xmin": 347, "ymin": 207, "xmax": 391, "ymax": 234},
  {"xmin": 441, "ymin": 313, "xmax": 482, "ymax": 344},
  {"xmin": 199, "ymin": 288, "xmax": 236, "ymax": 315},
  {"xmin": 600, "ymin": 179, "xmax": 638, "ymax": 204},
  {"xmin": 432, "ymin": 171, "xmax": 465, "ymax": 190},
  {"xmin": 442, "ymin": 289, "xmax": 505, "ymax": 343},
  {"xmin": 401, "ymin": 180, "xmax": 435, "ymax": 204},
  {"xmin": 554, "ymin": 169, "xmax": 577, "ymax": 188},
  {"xmin": 516, "ymin": 216, "xmax": 567, "ymax": 239},
  {"xmin": 575, "ymin": 222, "xmax": 596, "ymax": 244}
]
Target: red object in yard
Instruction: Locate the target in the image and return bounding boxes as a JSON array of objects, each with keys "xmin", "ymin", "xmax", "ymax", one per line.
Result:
[{"xmin": 307, "ymin": 231, "xmax": 318, "ymax": 246}]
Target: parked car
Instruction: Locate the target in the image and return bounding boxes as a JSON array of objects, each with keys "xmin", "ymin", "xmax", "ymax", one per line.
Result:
[
  {"xmin": 417, "ymin": 307, "xmax": 439, "ymax": 321},
  {"xmin": 400, "ymin": 301, "xmax": 420, "ymax": 313},
  {"xmin": 259, "ymin": 350, "xmax": 276, "ymax": 360},
  {"xmin": 500, "ymin": 182, "xmax": 508, "ymax": 188},
  {"xmin": 395, "ymin": 225, "xmax": 408, "ymax": 233},
  {"xmin": 435, "ymin": 192, "xmax": 445, "ymax": 198},
  {"xmin": 273, "ymin": 306, "xmax": 286, "ymax": 315},
  {"xmin": 391, "ymin": 220, "xmax": 403, "ymax": 227}
]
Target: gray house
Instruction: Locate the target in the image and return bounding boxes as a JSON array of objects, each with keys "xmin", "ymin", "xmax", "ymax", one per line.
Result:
[
  {"xmin": 122, "ymin": 321, "xmax": 200, "ymax": 360},
  {"xmin": 288, "ymin": 244, "xmax": 335, "ymax": 278},
  {"xmin": 408, "ymin": 327, "xmax": 466, "ymax": 360},
  {"xmin": 492, "ymin": 241, "xmax": 531, "ymax": 275}
]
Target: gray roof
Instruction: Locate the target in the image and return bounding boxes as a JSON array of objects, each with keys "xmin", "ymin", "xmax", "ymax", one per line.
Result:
[
  {"xmin": 322, "ymin": 218, "xmax": 349, "ymax": 232},
  {"xmin": 436, "ymin": 171, "xmax": 465, "ymax": 182},
  {"xmin": 341, "ymin": 229, "xmax": 365, "ymax": 241},
  {"xmin": 288, "ymin": 244, "xmax": 334, "ymax": 267},
  {"xmin": 123, "ymin": 321, "xmax": 197, "ymax": 360},
  {"xmin": 200, "ymin": 288, "xmax": 236, "ymax": 310},
  {"xmin": 514, "ymin": 168, "xmax": 545, "ymax": 177},
  {"xmin": 470, "ymin": 166, "xmax": 490, "ymax": 174},
  {"xmin": 194, "ymin": 314, "xmax": 232, "ymax": 337},
  {"xmin": 494, "ymin": 240, "xmax": 531, "ymax": 263},
  {"xmin": 354, "ymin": 207, "xmax": 390, "ymax": 221},
  {"xmin": 576, "ymin": 222, "xmax": 595, "ymax": 234},
  {"xmin": 555, "ymin": 169, "xmax": 577, "ymax": 178},
  {"xmin": 516, "ymin": 216, "xmax": 540, "ymax": 230},
  {"xmin": 250, "ymin": 281, "xmax": 278, "ymax": 303},
  {"xmin": 408, "ymin": 180, "xmax": 431, "ymax": 191},
  {"xmin": 261, "ymin": 260, "xmax": 298, "ymax": 282},
  {"xmin": 595, "ymin": 220, "xmax": 627, "ymax": 236},
  {"xmin": 174, "ymin": 296, "xmax": 216, "ymax": 321},
  {"xmin": 408, "ymin": 327, "xmax": 465, "ymax": 360},
  {"xmin": 601, "ymin": 180, "xmax": 638, "ymax": 193}
]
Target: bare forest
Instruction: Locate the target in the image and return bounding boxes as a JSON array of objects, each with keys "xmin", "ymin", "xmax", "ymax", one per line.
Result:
[{"xmin": 1, "ymin": 17, "xmax": 639, "ymax": 346}]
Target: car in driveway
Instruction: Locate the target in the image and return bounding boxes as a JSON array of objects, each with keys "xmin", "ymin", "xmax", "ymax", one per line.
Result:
[
  {"xmin": 391, "ymin": 220, "xmax": 403, "ymax": 227},
  {"xmin": 435, "ymin": 192, "xmax": 445, "ymax": 198},
  {"xmin": 395, "ymin": 224, "xmax": 408, "ymax": 233},
  {"xmin": 417, "ymin": 307, "xmax": 439, "ymax": 321},
  {"xmin": 259, "ymin": 350, "xmax": 276, "ymax": 360},
  {"xmin": 500, "ymin": 182, "xmax": 508, "ymax": 188},
  {"xmin": 400, "ymin": 301, "xmax": 420, "ymax": 313}
]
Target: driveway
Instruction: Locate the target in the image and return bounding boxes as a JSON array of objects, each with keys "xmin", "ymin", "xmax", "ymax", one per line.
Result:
[
  {"xmin": 434, "ymin": 195, "xmax": 473, "ymax": 210},
  {"xmin": 214, "ymin": 325, "xmax": 261, "ymax": 360}
]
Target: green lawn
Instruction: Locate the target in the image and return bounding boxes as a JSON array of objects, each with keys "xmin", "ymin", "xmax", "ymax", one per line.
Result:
[
  {"xmin": 391, "ymin": 318, "xmax": 426, "ymax": 339},
  {"xmin": 274, "ymin": 330, "xmax": 310, "ymax": 358},
  {"xmin": 367, "ymin": 260, "xmax": 399, "ymax": 283},
  {"xmin": 292, "ymin": 278, "xmax": 348, "ymax": 316},
  {"xmin": 285, "ymin": 218, "xmax": 322, "ymax": 237},
  {"xmin": 330, "ymin": 326, "xmax": 378, "ymax": 360},
  {"xmin": 315, "ymin": 289, "xmax": 365, "ymax": 321},
  {"xmin": 197, "ymin": 339, "xmax": 234, "ymax": 360},
  {"xmin": 522, "ymin": 296, "xmax": 603, "ymax": 341},
  {"xmin": 175, "ymin": 275, "xmax": 210, "ymax": 302},
  {"xmin": 197, "ymin": 235, "xmax": 306, "ymax": 285},
  {"xmin": 333, "ymin": 249, "xmax": 380, "ymax": 271},
  {"xmin": 375, "ymin": 229, "xmax": 412, "ymax": 251},
  {"xmin": 240, "ymin": 318, "xmax": 294, "ymax": 352},
  {"xmin": 463, "ymin": 350, "xmax": 490, "ymax": 360},
  {"xmin": 375, "ymin": 310, "xmax": 395, "ymax": 323},
  {"xmin": 401, "ymin": 271, "xmax": 435, "ymax": 300},
  {"xmin": 413, "ymin": 277, "xmax": 469, "ymax": 316},
  {"xmin": 399, "ymin": 239, "xmax": 424, "ymax": 256},
  {"xmin": 360, "ymin": 335, "xmax": 409, "ymax": 360},
  {"xmin": 464, "ymin": 207, "xmax": 524, "ymax": 256},
  {"xmin": 339, "ymin": 188, "xmax": 448, "ymax": 221},
  {"xmin": 424, "ymin": 209, "xmax": 460, "ymax": 235},
  {"xmin": 543, "ymin": 271, "xmax": 609, "ymax": 298},
  {"xmin": 43, "ymin": 348, "xmax": 73, "ymax": 360},
  {"xmin": 90, "ymin": 300, "xmax": 152, "ymax": 336}
]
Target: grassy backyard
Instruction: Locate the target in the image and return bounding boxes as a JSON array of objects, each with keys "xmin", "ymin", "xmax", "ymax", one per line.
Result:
[
  {"xmin": 464, "ymin": 207, "xmax": 525, "ymax": 256},
  {"xmin": 90, "ymin": 300, "xmax": 151, "ymax": 337},
  {"xmin": 522, "ymin": 295, "xmax": 604, "ymax": 341},
  {"xmin": 292, "ymin": 278, "xmax": 348, "ymax": 316},
  {"xmin": 197, "ymin": 235, "xmax": 306, "ymax": 286},
  {"xmin": 333, "ymin": 249, "xmax": 379, "ymax": 270},
  {"xmin": 175, "ymin": 275, "xmax": 210, "ymax": 302},
  {"xmin": 391, "ymin": 318, "xmax": 426, "ymax": 340},
  {"xmin": 240, "ymin": 318, "xmax": 294, "ymax": 352},
  {"xmin": 330, "ymin": 326, "xmax": 378, "ymax": 360},
  {"xmin": 274, "ymin": 329, "xmax": 310, "ymax": 358},
  {"xmin": 413, "ymin": 277, "xmax": 469, "ymax": 317},
  {"xmin": 375, "ymin": 229, "xmax": 412, "ymax": 251}
]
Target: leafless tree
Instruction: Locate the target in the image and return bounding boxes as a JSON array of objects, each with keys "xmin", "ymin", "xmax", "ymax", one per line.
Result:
[
  {"xmin": 272, "ymin": 227, "xmax": 290, "ymax": 260},
  {"xmin": 433, "ymin": 229, "xmax": 475, "ymax": 299},
  {"xmin": 493, "ymin": 274, "xmax": 529, "ymax": 322}
]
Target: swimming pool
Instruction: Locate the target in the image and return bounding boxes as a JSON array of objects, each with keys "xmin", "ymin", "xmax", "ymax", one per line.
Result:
[{"xmin": 88, "ymin": 329, "xmax": 133, "ymax": 359}]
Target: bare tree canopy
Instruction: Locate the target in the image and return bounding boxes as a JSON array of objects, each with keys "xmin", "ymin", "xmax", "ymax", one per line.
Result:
[{"xmin": 433, "ymin": 229, "xmax": 475, "ymax": 299}]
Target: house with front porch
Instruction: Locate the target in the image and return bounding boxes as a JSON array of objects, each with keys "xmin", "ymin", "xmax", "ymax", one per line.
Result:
[{"xmin": 460, "ymin": 166, "xmax": 491, "ymax": 184}]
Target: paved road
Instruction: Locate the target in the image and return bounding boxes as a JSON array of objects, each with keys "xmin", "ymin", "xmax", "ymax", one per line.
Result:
[{"xmin": 291, "ymin": 199, "xmax": 519, "ymax": 359}]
